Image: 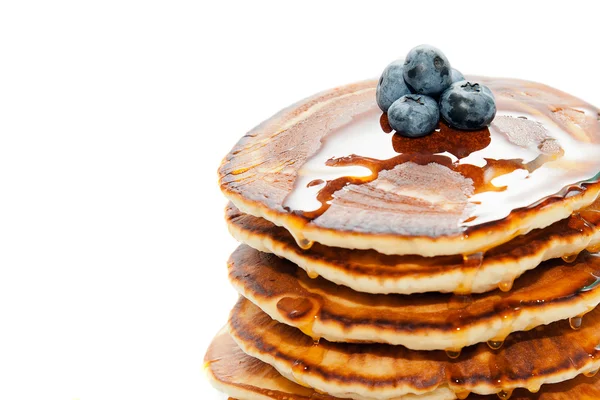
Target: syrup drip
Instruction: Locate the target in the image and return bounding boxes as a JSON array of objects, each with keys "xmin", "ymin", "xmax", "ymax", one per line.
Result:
[
  {"xmin": 446, "ymin": 293, "xmax": 473, "ymax": 352},
  {"xmin": 562, "ymin": 253, "xmax": 580, "ymax": 263},
  {"xmin": 276, "ymin": 296, "xmax": 321, "ymax": 340},
  {"xmin": 489, "ymin": 300, "xmax": 523, "ymax": 349},
  {"xmin": 456, "ymin": 253, "xmax": 484, "ymax": 295},
  {"xmin": 297, "ymin": 238, "xmax": 314, "ymax": 250},
  {"xmin": 291, "ymin": 342, "xmax": 324, "ymax": 388},
  {"xmin": 445, "ymin": 349, "xmax": 462, "ymax": 359},
  {"xmin": 306, "ymin": 270, "xmax": 319, "ymax": 279},
  {"xmin": 497, "ymin": 389, "xmax": 513, "ymax": 399},
  {"xmin": 284, "ymin": 220, "xmax": 316, "ymax": 250},
  {"xmin": 455, "ymin": 390, "xmax": 470, "ymax": 399},
  {"xmin": 568, "ymin": 212, "xmax": 597, "ymax": 233},
  {"xmin": 570, "ymin": 315, "xmax": 583, "ymax": 330},
  {"xmin": 487, "ymin": 340, "xmax": 504, "ymax": 350},
  {"xmin": 298, "ymin": 316, "xmax": 319, "ymax": 340},
  {"xmin": 527, "ymin": 385, "xmax": 541, "ymax": 394},
  {"xmin": 445, "ymin": 254, "xmax": 484, "ymax": 352},
  {"xmin": 498, "ymin": 279, "xmax": 514, "ymax": 292},
  {"xmin": 584, "ymin": 368, "xmax": 600, "ymax": 377}
]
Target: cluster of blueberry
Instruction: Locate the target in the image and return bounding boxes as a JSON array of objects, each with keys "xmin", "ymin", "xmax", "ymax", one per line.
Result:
[{"xmin": 376, "ymin": 45, "xmax": 496, "ymax": 137}]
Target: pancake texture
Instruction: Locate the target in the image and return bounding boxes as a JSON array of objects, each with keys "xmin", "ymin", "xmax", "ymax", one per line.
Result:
[
  {"xmin": 205, "ymin": 328, "xmax": 455, "ymax": 400},
  {"xmin": 226, "ymin": 201, "xmax": 600, "ymax": 294},
  {"xmin": 208, "ymin": 77, "xmax": 600, "ymax": 400},
  {"xmin": 229, "ymin": 297, "xmax": 600, "ymax": 400},
  {"xmin": 219, "ymin": 78, "xmax": 600, "ymax": 256},
  {"xmin": 228, "ymin": 245, "xmax": 600, "ymax": 350},
  {"xmin": 205, "ymin": 329, "xmax": 600, "ymax": 400}
]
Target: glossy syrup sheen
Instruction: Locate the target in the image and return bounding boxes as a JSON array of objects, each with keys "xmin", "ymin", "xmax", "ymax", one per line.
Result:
[
  {"xmin": 230, "ymin": 296, "xmax": 600, "ymax": 399},
  {"xmin": 229, "ymin": 245, "xmax": 600, "ymax": 347},
  {"xmin": 283, "ymin": 78, "xmax": 600, "ymax": 231},
  {"xmin": 226, "ymin": 198, "xmax": 600, "ymax": 294},
  {"xmin": 207, "ymin": 330, "xmax": 600, "ymax": 400}
]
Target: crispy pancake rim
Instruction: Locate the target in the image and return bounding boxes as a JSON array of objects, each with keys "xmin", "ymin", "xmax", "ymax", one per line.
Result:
[
  {"xmin": 205, "ymin": 329, "xmax": 600, "ymax": 400},
  {"xmin": 226, "ymin": 201, "xmax": 600, "ymax": 294},
  {"xmin": 229, "ymin": 245, "xmax": 600, "ymax": 350},
  {"xmin": 229, "ymin": 297, "xmax": 600, "ymax": 399},
  {"xmin": 219, "ymin": 78, "xmax": 600, "ymax": 257}
]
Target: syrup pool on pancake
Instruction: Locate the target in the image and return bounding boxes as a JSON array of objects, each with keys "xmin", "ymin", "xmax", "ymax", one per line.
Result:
[{"xmin": 283, "ymin": 78, "xmax": 600, "ymax": 231}]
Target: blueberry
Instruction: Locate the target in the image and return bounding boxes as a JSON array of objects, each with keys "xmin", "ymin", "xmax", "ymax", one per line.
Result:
[
  {"xmin": 376, "ymin": 59, "xmax": 411, "ymax": 112},
  {"xmin": 439, "ymin": 81, "xmax": 496, "ymax": 130},
  {"xmin": 387, "ymin": 94, "xmax": 439, "ymax": 137},
  {"xmin": 403, "ymin": 45, "xmax": 452, "ymax": 96},
  {"xmin": 451, "ymin": 68, "xmax": 465, "ymax": 83}
]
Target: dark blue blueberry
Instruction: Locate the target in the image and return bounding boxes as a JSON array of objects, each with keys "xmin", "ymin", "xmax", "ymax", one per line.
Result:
[
  {"xmin": 403, "ymin": 45, "xmax": 452, "ymax": 96},
  {"xmin": 451, "ymin": 68, "xmax": 465, "ymax": 83},
  {"xmin": 439, "ymin": 81, "xmax": 496, "ymax": 130},
  {"xmin": 376, "ymin": 59, "xmax": 411, "ymax": 112},
  {"xmin": 387, "ymin": 94, "xmax": 439, "ymax": 137}
]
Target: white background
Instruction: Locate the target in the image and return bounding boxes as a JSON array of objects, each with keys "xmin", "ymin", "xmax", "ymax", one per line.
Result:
[{"xmin": 0, "ymin": 1, "xmax": 598, "ymax": 399}]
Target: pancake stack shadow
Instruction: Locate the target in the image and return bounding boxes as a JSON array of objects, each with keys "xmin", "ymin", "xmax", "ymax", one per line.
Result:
[{"xmin": 205, "ymin": 78, "xmax": 600, "ymax": 400}]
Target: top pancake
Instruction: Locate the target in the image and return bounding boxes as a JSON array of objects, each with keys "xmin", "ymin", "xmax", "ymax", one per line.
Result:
[{"xmin": 219, "ymin": 78, "xmax": 600, "ymax": 256}]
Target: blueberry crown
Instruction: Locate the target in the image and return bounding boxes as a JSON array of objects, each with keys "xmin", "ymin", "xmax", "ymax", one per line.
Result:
[
  {"xmin": 461, "ymin": 82, "xmax": 481, "ymax": 93},
  {"xmin": 403, "ymin": 95, "xmax": 425, "ymax": 105},
  {"xmin": 376, "ymin": 44, "xmax": 497, "ymax": 137}
]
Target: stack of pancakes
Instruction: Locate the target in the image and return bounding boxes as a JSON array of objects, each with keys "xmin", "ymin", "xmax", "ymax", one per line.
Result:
[{"xmin": 205, "ymin": 77, "xmax": 600, "ymax": 399}]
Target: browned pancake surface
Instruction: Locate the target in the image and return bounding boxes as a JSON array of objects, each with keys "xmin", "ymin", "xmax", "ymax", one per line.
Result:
[
  {"xmin": 229, "ymin": 298, "xmax": 600, "ymax": 398},
  {"xmin": 219, "ymin": 78, "xmax": 600, "ymax": 256},
  {"xmin": 206, "ymin": 329, "xmax": 600, "ymax": 400},
  {"xmin": 228, "ymin": 245, "xmax": 600, "ymax": 350},
  {"xmin": 226, "ymin": 200, "xmax": 600, "ymax": 294}
]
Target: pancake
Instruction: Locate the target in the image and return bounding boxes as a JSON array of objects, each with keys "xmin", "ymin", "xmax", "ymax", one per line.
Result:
[
  {"xmin": 229, "ymin": 297, "xmax": 600, "ymax": 400},
  {"xmin": 205, "ymin": 329, "xmax": 600, "ymax": 400},
  {"xmin": 219, "ymin": 78, "xmax": 600, "ymax": 257},
  {"xmin": 205, "ymin": 328, "xmax": 455, "ymax": 400},
  {"xmin": 228, "ymin": 245, "xmax": 600, "ymax": 350},
  {"xmin": 226, "ymin": 200, "xmax": 600, "ymax": 294}
]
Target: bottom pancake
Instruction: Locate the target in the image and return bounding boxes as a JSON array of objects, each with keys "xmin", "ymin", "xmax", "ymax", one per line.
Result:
[
  {"xmin": 205, "ymin": 328, "xmax": 600, "ymax": 400},
  {"xmin": 229, "ymin": 297, "xmax": 600, "ymax": 400}
]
